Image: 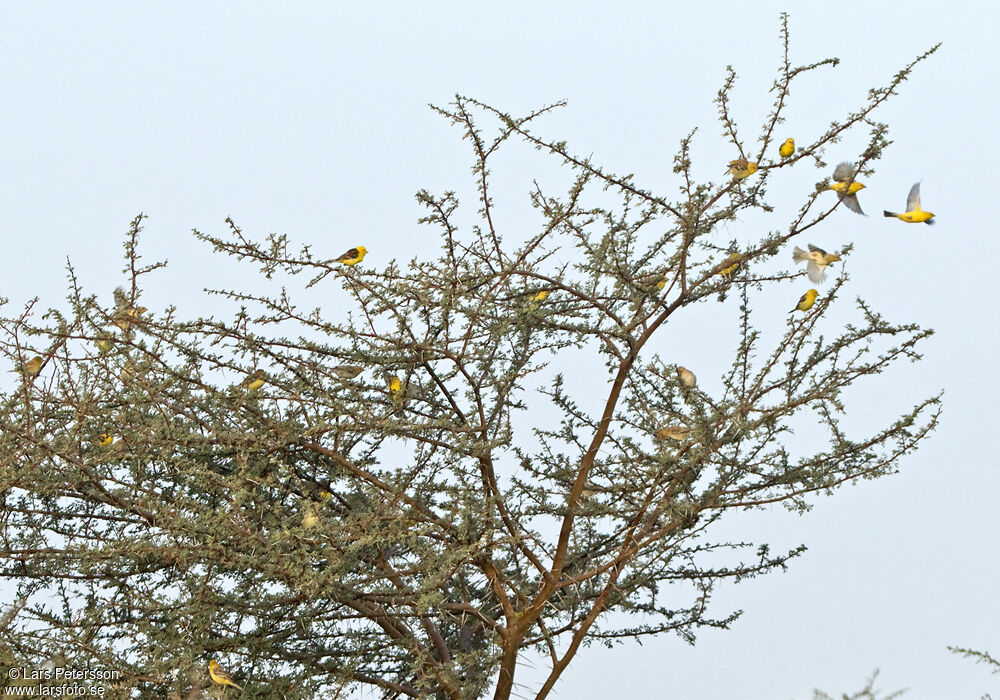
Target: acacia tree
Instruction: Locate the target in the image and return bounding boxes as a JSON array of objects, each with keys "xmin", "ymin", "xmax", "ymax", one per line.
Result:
[{"xmin": 0, "ymin": 18, "xmax": 940, "ymax": 700}]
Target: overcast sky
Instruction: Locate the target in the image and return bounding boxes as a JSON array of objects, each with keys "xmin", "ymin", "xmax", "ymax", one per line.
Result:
[{"xmin": 1, "ymin": 2, "xmax": 996, "ymax": 698}]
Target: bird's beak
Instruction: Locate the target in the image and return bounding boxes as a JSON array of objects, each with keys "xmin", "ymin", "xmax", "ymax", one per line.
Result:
[{"xmin": 831, "ymin": 255, "xmax": 842, "ymax": 263}]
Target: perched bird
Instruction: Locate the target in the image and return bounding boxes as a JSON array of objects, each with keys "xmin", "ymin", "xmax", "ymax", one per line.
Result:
[
  {"xmin": 791, "ymin": 289, "xmax": 819, "ymax": 313},
  {"xmin": 12, "ymin": 356, "xmax": 44, "ymax": 377},
  {"xmin": 388, "ymin": 375, "xmax": 405, "ymax": 407},
  {"xmin": 526, "ymin": 289, "xmax": 550, "ymax": 312},
  {"xmin": 238, "ymin": 370, "xmax": 267, "ymax": 392},
  {"xmin": 111, "ymin": 286, "xmax": 147, "ymax": 331},
  {"xmin": 656, "ymin": 426, "xmax": 691, "ymax": 442},
  {"xmin": 715, "ymin": 253, "xmax": 743, "ymax": 277},
  {"xmin": 638, "ymin": 272, "xmax": 668, "ymax": 293},
  {"xmin": 334, "ymin": 246, "xmax": 367, "ymax": 266},
  {"xmin": 676, "ymin": 366, "xmax": 696, "ymax": 388},
  {"xmin": 792, "ymin": 244, "xmax": 841, "ymax": 283},
  {"xmin": 778, "ymin": 138, "xmax": 795, "ymax": 159},
  {"xmin": 302, "ymin": 507, "xmax": 319, "ymax": 529},
  {"xmin": 208, "ymin": 659, "xmax": 243, "ymax": 691},
  {"xmin": 96, "ymin": 433, "xmax": 114, "ymax": 447},
  {"xmin": 332, "ymin": 364, "xmax": 364, "ymax": 379},
  {"xmin": 727, "ymin": 158, "xmax": 758, "ymax": 180},
  {"xmin": 828, "ymin": 162, "xmax": 866, "ymax": 215},
  {"xmin": 883, "ymin": 183, "xmax": 935, "ymax": 225},
  {"xmin": 95, "ymin": 333, "xmax": 115, "ymax": 355}
]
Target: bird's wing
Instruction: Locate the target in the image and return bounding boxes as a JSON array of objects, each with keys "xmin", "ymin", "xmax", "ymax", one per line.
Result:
[
  {"xmin": 806, "ymin": 261, "xmax": 827, "ymax": 284},
  {"xmin": 338, "ymin": 248, "xmax": 360, "ymax": 261},
  {"xmin": 807, "ymin": 243, "xmax": 827, "ymax": 255},
  {"xmin": 906, "ymin": 182, "xmax": 922, "ymax": 212},
  {"xmin": 839, "ymin": 193, "xmax": 865, "ymax": 215},
  {"xmin": 832, "ymin": 162, "xmax": 856, "ymax": 183}
]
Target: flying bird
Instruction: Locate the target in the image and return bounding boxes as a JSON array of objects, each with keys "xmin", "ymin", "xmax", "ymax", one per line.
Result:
[
  {"xmin": 828, "ymin": 162, "xmax": 866, "ymax": 215},
  {"xmin": 792, "ymin": 244, "xmax": 841, "ymax": 283},
  {"xmin": 883, "ymin": 183, "xmax": 935, "ymax": 225}
]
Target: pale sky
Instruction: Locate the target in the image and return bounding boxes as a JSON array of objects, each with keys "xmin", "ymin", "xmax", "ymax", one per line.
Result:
[{"xmin": 1, "ymin": 2, "xmax": 996, "ymax": 698}]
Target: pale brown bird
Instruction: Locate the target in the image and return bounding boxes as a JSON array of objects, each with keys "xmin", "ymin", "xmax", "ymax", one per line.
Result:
[
  {"xmin": 332, "ymin": 365, "xmax": 364, "ymax": 379},
  {"xmin": 792, "ymin": 244, "xmax": 841, "ymax": 283},
  {"xmin": 656, "ymin": 426, "xmax": 691, "ymax": 442},
  {"xmin": 676, "ymin": 366, "xmax": 696, "ymax": 388},
  {"xmin": 112, "ymin": 287, "xmax": 147, "ymax": 331},
  {"xmin": 12, "ymin": 356, "xmax": 43, "ymax": 377}
]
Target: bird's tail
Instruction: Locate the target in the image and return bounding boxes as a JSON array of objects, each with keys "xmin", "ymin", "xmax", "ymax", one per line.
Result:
[
  {"xmin": 883, "ymin": 210, "xmax": 898, "ymax": 218},
  {"xmin": 791, "ymin": 246, "xmax": 808, "ymax": 263}
]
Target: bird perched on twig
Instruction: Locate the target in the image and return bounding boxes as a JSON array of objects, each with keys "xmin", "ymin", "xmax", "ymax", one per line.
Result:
[
  {"xmin": 238, "ymin": 370, "xmax": 267, "ymax": 392},
  {"xmin": 208, "ymin": 659, "xmax": 243, "ymax": 691},
  {"xmin": 11, "ymin": 356, "xmax": 43, "ymax": 377},
  {"xmin": 656, "ymin": 426, "xmax": 691, "ymax": 442},
  {"xmin": 790, "ymin": 289, "xmax": 819, "ymax": 313},
  {"xmin": 715, "ymin": 253, "xmax": 742, "ymax": 278},
  {"xmin": 792, "ymin": 244, "xmax": 841, "ymax": 283},
  {"xmin": 111, "ymin": 286, "xmax": 147, "ymax": 331},
  {"xmin": 333, "ymin": 365, "xmax": 364, "ymax": 379},
  {"xmin": 883, "ymin": 183, "xmax": 935, "ymax": 225},
  {"xmin": 333, "ymin": 246, "xmax": 367, "ymax": 266},
  {"xmin": 727, "ymin": 158, "xmax": 758, "ymax": 180},
  {"xmin": 778, "ymin": 138, "xmax": 795, "ymax": 159},
  {"xmin": 676, "ymin": 366, "xmax": 696, "ymax": 388},
  {"xmin": 828, "ymin": 162, "xmax": 866, "ymax": 215}
]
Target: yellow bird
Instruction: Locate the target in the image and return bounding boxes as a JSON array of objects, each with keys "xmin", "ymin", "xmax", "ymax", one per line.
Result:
[
  {"xmin": 334, "ymin": 246, "xmax": 367, "ymax": 266},
  {"xmin": 791, "ymin": 289, "xmax": 819, "ymax": 313},
  {"xmin": 208, "ymin": 659, "xmax": 243, "ymax": 691},
  {"xmin": 727, "ymin": 158, "xmax": 758, "ymax": 180},
  {"xmin": 12, "ymin": 356, "xmax": 44, "ymax": 377},
  {"xmin": 638, "ymin": 272, "xmax": 668, "ymax": 293},
  {"xmin": 676, "ymin": 366, "xmax": 696, "ymax": 388},
  {"xmin": 333, "ymin": 364, "xmax": 364, "ymax": 379},
  {"xmin": 792, "ymin": 244, "xmax": 841, "ymax": 283},
  {"xmin": 95, "ymin": 332, "xmax": 115, "ymax": 355},
  {"xmin": 525, "ymin": 289, "xmax": 550, "ymax": 312},
  {"xmin": 778, "ymin": 138, "xmax": 795, "ymax": 159},
  {"xmin": 239, "ymin": 370, "xmax": 267, "ymax": 392},
  {"xmin": 656, "ymin": 426, "xmax": 691, "ymax": 442},
  {"xmin": 96, "ymin": 433, "xmax": 114, "ymax": 447},
  {"xmin": 828, "ymin": 162, "xmax": 866, "ymax": 215},
  {"xmin": 715, "ymin": 252, "xmax": 742, "ymax": 278},
  {"xmin": 388, "ymin": 375, "xmax": 405, "ymax": 406},
  {"xmin": 883, "ymin": 183, "xmax": 935, "ymax": 225}
]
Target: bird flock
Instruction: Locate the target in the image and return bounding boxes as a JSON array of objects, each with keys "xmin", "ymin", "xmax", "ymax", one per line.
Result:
[
  {"xmin": 5, "ymin": 141, "xmax": 937, "ymax": 693},
  {"xmin": 731, "ymin": 140, "xmax": 935, "ymax": 314}
]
